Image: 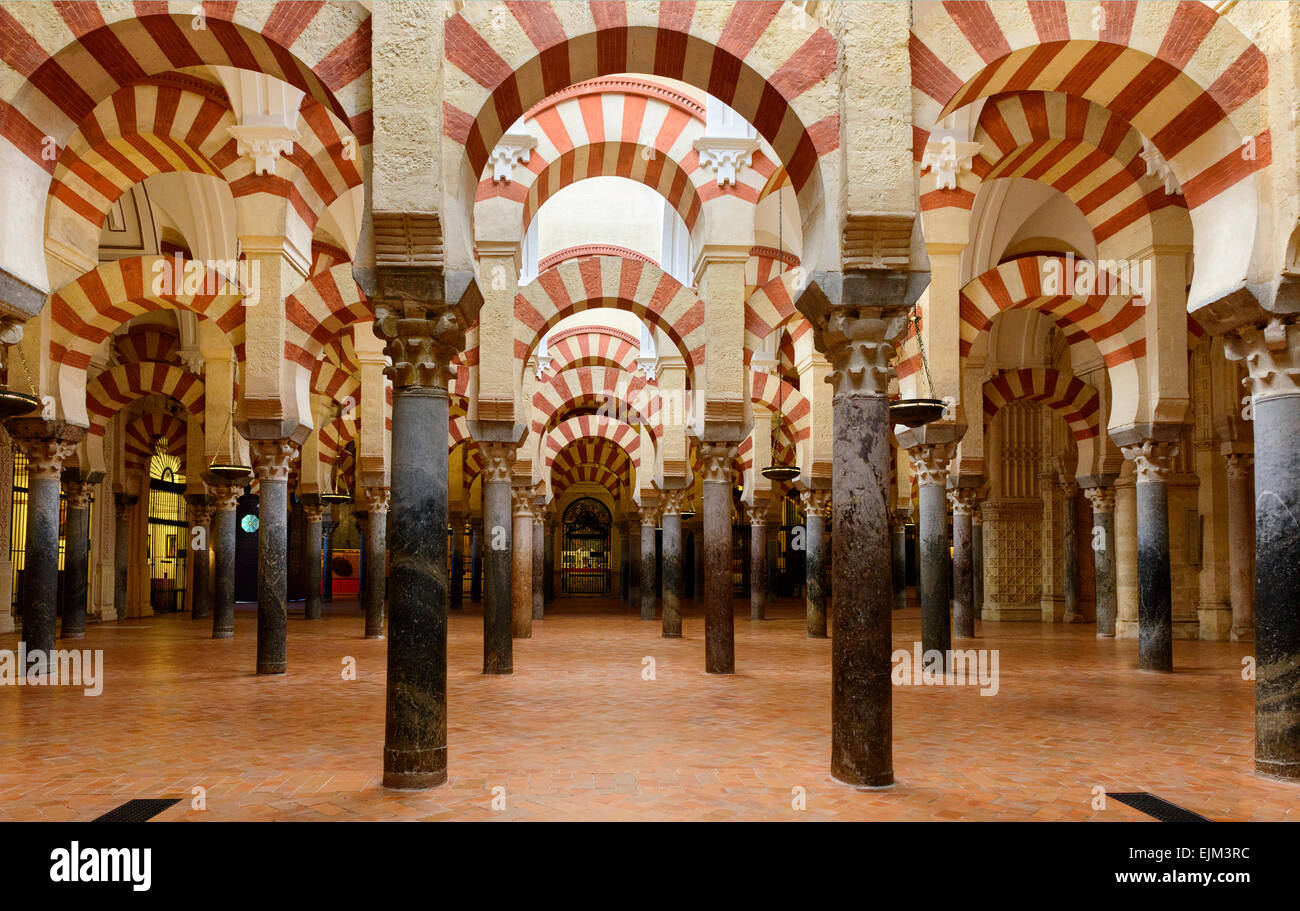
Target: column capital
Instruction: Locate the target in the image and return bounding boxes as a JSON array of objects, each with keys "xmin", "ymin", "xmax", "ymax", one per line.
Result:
[
  {"xmin": 480, "ymin": 441, "xmax": 518, "ymax": 484},
  {"xmin": 800, "ymin": 488, "xmax": 831, "ymax": 515},
  {"xmin": 744, "ymin": 501, "xmax": 768, "ymax": 526},
  {"xmin": 361, "ymin": 486, "xmax": 391, "ymax": 514},
  {"xmin": 64, "ymin": 480, "xmax": 93, "ymax": 510},
  {"xmin": 302, "ymin": 502, "xmax": 325, "ymax": 523},
  {"xmin": 210, "ymin": 483, "xmax": 242, "ymax": 512},
  {"xmin": 114, "ymin": 492, "xmax": 139, "ymax": 520},
  {"xmin": 1120, "ymin": 439, "xmax": 1179, "ymax": 483},
  {"xmin": 819, "ymin": 309, "xmax": 908, "ymax": 397},
  {"xmin": 511, "ymin": 484, "xmax": 537, "ymax": 517},
  {"xmin": 8, "ymin": 419, "xmax": 85, "ymax": 481},
  {"xmin": 189, "ymin": 503, "xmax": 215, "ymax": 526},
  {"xmin": 639, "ymin": 506, "xmax": 661, "ymax": 527},
  {"xmin": 659, "ymin": 488, "xmax": 689, "ymax": 516},
  {"xmin": 948, "ymin": 486, "xmax": 979, "ymax": 516},
  {"xmin": 1082, "ymin": 484, "xmax": 1116, "ymax": 514},
  {"xmin": 1059, "ymin": 477, "xmax": 1079, "ymax": 497},
  {"xmin": 696, "ymin": 441, "xmax": 737, "ymax": 485},
  {"xmin": 373, "ymin": 312, "xmax": 464, "ymax": 390},
  {"xmin": 1223, "ymin": 452, "xmax": 1254, "ymax": 480},
  {"xmin": 906, "ymin": 442, "xmax": 955, "ymax": 487},
  {"xmin": 249, "ymin": 438, "xmax": 298, "ymax": 482},
  {"xmin": 1224, "ymin": 316, "xmax": 1300, "ymax": 400}
]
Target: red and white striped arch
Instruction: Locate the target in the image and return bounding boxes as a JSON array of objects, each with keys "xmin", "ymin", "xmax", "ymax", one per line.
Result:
[
  {"xmin": 85, "ymin": 362, "xmax": 204, "ymax": 438},
  {"xmin": 545, "ymin": 325, "xmax": 641, "ymax": 373},
  {"xmin": 513, "ymin": 255, "xmax": 706, "ymax": 376},
  {"xmin": 531, "ymin": 364, "xmax": 659, "ymax": 442},
  {"xmin": 543, "ymin": 414, "xmax": 643, "ymax": 499},
  {"xmin": 122, "ymin": 410, "xmax": 187, "ymax": 473},
  {"xmin": 550, "ymin": 436, "xmax": 636, "ymax": 500},
  {"xmin": 910, "ymin": 1, "xmax": 1269, "ymax": 308},
  {"xmin": 750, "ymin": 371, "xmax": 810, "ymax": 445},
  {"xmin": 283, "ymin": 263, "xmax": 372, "ymax": 368},
  {"xmin": 112, "ymin": 324, "xmax": 182, "ymax": 366},
  {"xmin": 983, "ymin": 367, "xmax": 1102, "ymax": 477},
  {"xmin": 444, "ymin": 1, "xmax": 838, "ymax": 250},
  {"xmin": 744, "ymin": 270, "xmax": 815, "ymax": 357}
]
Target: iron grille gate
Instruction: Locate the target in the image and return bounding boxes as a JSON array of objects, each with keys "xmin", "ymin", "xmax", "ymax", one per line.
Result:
[
  {"xmin": 147, "ymin": 469, "xmax": 187, "ymax": 613},
  {"xmin": 561, "ymin": 497, "xmax": 611, "ymax": 595}
]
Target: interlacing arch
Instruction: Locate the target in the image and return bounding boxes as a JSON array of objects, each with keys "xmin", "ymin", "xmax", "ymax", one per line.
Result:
[
  {"xmin": 910, "ymin": 0, "xmax": 1269, "ymax": 307},
  {"xmin": 122, "ymin": 411, "xmax": 187, "ymax": 473},
  {"xmin": 543, "ymin": 415, "xmax": 644, "ymax": 493},
  {"xmin": 750, "ymin": 370, "xmax": 810, "ymax": 446},
  {"xmin": 283, "ymin": 264, "xmax": 373, "ymax": 368},
  {"xmin": 550, "ymin": 436, "xmax": 636, "ymax": 501},
  {"xmin": 982, "ymin": 367, "xmax": 1102, "ymax": 472},
  {"xmin": 744, "ymin": 271, "xmax": 814, "ymax": 359},
  {"xmin": 85, "ymin": 362, "xmax": 204, "ymax": 438},
  {"xmin": 444, "ymin": 0, "xmax": 839, "ymax": 254},
  {"xmin": 531, "ymin": 365, "xmax": 659, "ymax": 442}
]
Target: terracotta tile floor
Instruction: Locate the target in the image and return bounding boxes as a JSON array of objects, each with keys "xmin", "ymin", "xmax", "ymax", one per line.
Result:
[{"xmin": 1, "ymin": 597, "xmax": 1295, "ymax": 821}]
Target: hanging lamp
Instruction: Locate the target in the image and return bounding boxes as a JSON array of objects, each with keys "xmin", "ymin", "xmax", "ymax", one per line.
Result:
[
  {"xmin": 0, "ymin": 339, "xmax": 41, "ymax": 420},
  {"xmin": 760, "ymin": 179, "xmax": 801, "ymax": 483},
  {"xmin": 889, "ymin": 293, "xmax": 947, "ymax": 428},
  {"xmin": 208, "ymin": 398, "xmax": 253, "ymax": 482}
]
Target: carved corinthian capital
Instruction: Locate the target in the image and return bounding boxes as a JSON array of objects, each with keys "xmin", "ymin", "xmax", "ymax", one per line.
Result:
[
  {"xmin": 8, "ymin": 419, "xmax": 84, "ymax": 481},
  {"xmin": 947, "ymin": 486, "xmax": 978, "ymax": 516},
  {"xmin": 373, "ymin": 312, "xmax": 464, "ymax": 389},
  {"xmin": 210, "ymin": 484, "xmax": 242, "ymax": 512},
  {"xmin": 1082, "ymin": 485, "xmax": 1115, "ymax": 514},
  {"xmin": 1224, "ymin": 317, "xmax": 1300, "ymax": 401},
  {"xmin": 819, "ymin": 308, "xmax": 908, "ymax": 397},
  {"xmin": 659, "ymin": 488, "xmax": 689, "ymax": 517},
  {"xmin": 479, "ymin": 442, "xmax": 517, "ymax": 484},
  {"xmin": 1121, "ymin": 440, "xmax": 1178, "ymax": 483},
  {"xmin": 908, "ymin": 443, "xmax": 955, "ymax": 487},
  {"xmin": 800, "ymin": 488, "xmax": 831, "ymax": 516},
  {"xmin": 361, "ymin": 486, "xmax": 391, "ymax": 514},
  {"xmin": 697, "ymin": 442, "xmax": 737, "ymax": 485},
  {"xmin": 249, "ymin": 439, "xmax": 298, "ymax": 482},
  {"xmin": 64, "ymin": 480, "xmax": 93, "ymax": 510}
]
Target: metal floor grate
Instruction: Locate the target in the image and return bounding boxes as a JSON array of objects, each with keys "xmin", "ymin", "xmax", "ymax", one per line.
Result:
[
  {"xmin": 92, "ymin": 798, "xmax": 181, "ymax": 822},
  {"xmin": 1109, "ymin": 792, "xmax": 1209, "ymax": 822}
]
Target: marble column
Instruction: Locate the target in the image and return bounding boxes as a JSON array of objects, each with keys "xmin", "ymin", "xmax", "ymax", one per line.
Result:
[
  {"xmin": 189, "ymin": 500, "xmax": 214, "ymax": 621},
  {"xmin": 627, "ymin": 519, "xmax": 640, "ymax": 611},
  {"xmin": 1223, "ymin": 453, "xmax": 1255, "ymax": 641},
  {"xmin": 248, "ymin": 440, "xmax": 296, "ymax": 674},
  {"xmin": 801, "ymin": 489, "xmax": 830, "ymax": 637},
  {"xmin": 322, "ymin": 515, "xmax": 337, "ymax": 602},
  {"xmin": 360, "ymin": 488, "xmax": 389, "ymax": 638},
  {"xmin": 746, "ymin": 502, "xmax": 767, "ymax": 621},
  {"xmin": 8, "ymin": 421, "xmax": 82, "ymax": 656},
  {"xmin": 469, "ymin": 519, "xmax": 483, "ymax": 602},
  {"xmin": 660, "ymin": 490, "xmax": 686, "ymax": 638},
  {"xmin": 891, "ymin": 509, "xmax": 909, "ymax": 611},
  {"xmin": 699, "ymin": 443, "xmax": 737, "ymax": 673},
  {"xmin": 480, "ymin": 444, "xmax": 516, "ymax": 672},
  {"xmin": 693, "ymin": 527, "xmax": 705, "ymax": 602},
  {"xmin": 531, "ymin": 504, "xmax": 545, "ymax": 620},
  {"xmin": 905, "ymin": 441, "xmax": 955, "ymax": 662},
  {"xmin": 1226, "ymin": 319, "xmax": 1300, "ymax": 779},
  {"xmin": 374, "ymin": 306, "xmax": 460, "ymax": 789},
  {"xmin": 302, "ymin": 500, "xmax": 323, "ymax": 620},
  {"xmin": 543, "ymin": 515, "xmax": 555, "ymax": 602},
  {"xmin": 449, "ymin": 515, "xmax": 464, "ymax": 610},
  {"xmin": 816, "ymin": 304, "xmax": 904, "ymax": 788},
  {"xmin": 511, "ymin": 485, "xmax": 533, "ymax": 638},
  {"xmin": 1121, "ymin": 440, "xmax": 1178, "ymax": 672},
  {"xmin": 113, "ymin": 493, "xmax": 137, "ymax": 628},
  {"xmin": 355, "ymin": 511, "xmax": 369, "ymax": 613},
  {"xmin": 972, "ymin": 504, "xmax": 984, "ymax": 619},
  {"xmin": 59, "ymin": 480, "xmax": 92, "ymax": 640},
  {"xmin": 1061, "ymin": 479, "xmax": 1083, "ymax": 623},
  {"xmin": 640, "ymin": 507, "xmax": 658, "ymax": 621},
  {"xmin": 1083, "ymin": 485, "xmax": 1118, "ymax": 637},
  {"xmin": 949, "ymin": 487, "xmax": 977, "ymax": 639},
  {"xmin": 209, "ymin": 483, "xmax": 240, "ymax": 638}
]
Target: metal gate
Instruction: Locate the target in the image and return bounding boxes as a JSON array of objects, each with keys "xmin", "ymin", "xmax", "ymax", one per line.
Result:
[
  {"xmin": 560, "ymin": 497, "xmax": 611, "ymax": 595},
  {"xmin": 147, "ymin": 458, "xmax": 187, "ymax": 613}
]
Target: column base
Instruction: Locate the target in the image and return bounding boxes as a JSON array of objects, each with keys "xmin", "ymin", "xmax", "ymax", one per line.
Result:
[
  {"xmin": 365, "ymin": 633, "xmax": 386, "ymax": 641},
  {"xmin": 831, "ymin": 773, "xmax": 895, "ymax": 789},
  {"xmin": 213, "ymin": 630, "xmax": 233, "ymax": 640},
  {"xmin": 1255, "ymin": 759, "xmax": 1300, "ymax": 781},
  {"xmin": 1197, "ymin": 605, "xmax": 1232, "ymax": 640},
  {"xmin": 61, "ymin": 631, "xmax": 86, "ymax": 640},
  {"xmin": 1115, "ymin": 619, "xmax": 1139, "ymax": 639},
  {"xmin": 662, "ymin": 631, "xmax": 681, "ymax": 639},
  {"xmin": 1062, "ymin": 611, "xmax": 1085, "ymax": 624},
  {"xmin": 383, "ymin": 748, "xmax": 448, "ymax": 790},
  {"xmin": 257, "ymin": 663, "xmax": 286, "ymax": 675},
  {"xmin": 983, "ymin": 603, "xmax": 1039, "ymax": 622},
  {"xmin": 1231, "ymin": 625, "xmax": 1255, "ymax": 642},
  {"xmin": 1040, "ymin": 595, "xmax": 1066, "ymax": 622}
]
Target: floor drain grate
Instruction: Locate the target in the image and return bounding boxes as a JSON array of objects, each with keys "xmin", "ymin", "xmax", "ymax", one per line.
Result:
[
  {"xmin": 1109, "ymin": 792, "xmax": 1209, "ymax": 822},
  {"xmin": 92, "ymin": 798, "xmax": 181, "ymax": 822}
]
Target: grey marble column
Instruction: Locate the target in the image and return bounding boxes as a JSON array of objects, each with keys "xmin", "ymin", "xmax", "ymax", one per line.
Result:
[
  {"xmin": 322, "ymin": 516, "xmax": 337, "ymax": 602},
  {"xmin": 480, "ymin": 444, "xmax": 515, "ymax": 672},
  {"xmin": 891, "ymin": 509, "xmax": 909, "ymax": 610},
  {"xmin": 699, "ymin": 443, "xmax": 736, "ymax": 673},
  {"xmin": 531, "ymin": 504, "xmax": 545, "ymax": 620},
  {"xmin": 950, "ymin": 487, "xmax": 977, "ymax": 639},
  {"xmin": 59, "ymin": 480, "xmax": 92, "ymax": 640},
  {"xmin": 302, "ymin": 501, "xmax": 323, "ymax": 620},
  {"xmin": 355, "ymin": 510, "xmax": 369, "ymax": 613},
  {"xmin": 1121, "ymin": 440, "xmax": 1177, "ymax": 672},
  {"xmin": 449, "ymin": 515, "xmax": 464, "ymax": 610},
  {"xmin": 113, "ymin": 493, "xmax": 137, "ymax": 626},
  {"xmin": 188, "ymin": 501, "xmax": 214, "ymax": 620},
  {"xmin": 9, "ymin": 422, "xmax": 83, "ymax": 656},
  {"xmin": 972, "ymin": 505, "xmax": 984, "ymax": 619},
  {"xmin": 543, "ymin": 516, "xmax": 555, "ymax": 602},
  {"xmin": 361, "ymin": 488, "xmax": 389, "ymax": 638},
  {"xmin": 1083, "ymin": 485, "xmax": 1117, "ymax": 637},
  {"xmin": 469, "ymin": 519, "xmax": 483, "ymax": 602},
  {"xmin": 640, "ymin": 507, "xmax": 658, "ymax": 621},
  {"xmin": 1224, "ymin": 453, "xmax": 1255, "ymax": 641},
  {"xmin": 209, "ymin": 484, "xmax": 239, "ymax": 638},
  {"xmin": 802, "ymin": 489, "xmax": 830, "ymax": 637},
  {"xmin": 375, "ymin": 309, "xmax": 459, "ymax": 789},
  {"xmin": 906, "ymin": 441, "xmax": 955, "ymax": 663},
  {"xmin": 746, "ymin": 502, "xmax": 768, "ymax": 621},
  {"xmin": 1061, "ymin": 479, "xmax": 1083, "ymax": 623},
  {"xmin": 693, "ymin": 527, "xmax": 705, "ymax": 602},
  {"xmin": 660, "ymin": 490, "xmax": 685, "ymax": 638},
  {"xmin": 511, "ymin": 485, "xmax": 533, "ymax": 638},
  {"xmin": 249, "ymin": 440, "xmax": 296, "ymax": 674}
]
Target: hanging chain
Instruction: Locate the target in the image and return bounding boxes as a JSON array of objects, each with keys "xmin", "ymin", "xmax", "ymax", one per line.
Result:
[
  {"xmin": 909, "ymin": 298, "xmax": 937, "ymax": 399},
  {"xmin": 13, "ymin": 341, "xmax": 39, "ymax": 400}
]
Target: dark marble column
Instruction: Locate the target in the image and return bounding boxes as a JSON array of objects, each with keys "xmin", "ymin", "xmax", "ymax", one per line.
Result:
[
  {"xmin": 660, "ymin": 490, "xmax": 685, "ymax": 638},
  {"xmin": 511, "ymin": 485, "xmax": 532, "ymax": 638},
  {"xmin": 302, "ymin": 500, "xmax": 323, "ymax": 620},
  {"xmin": 627, "ymin": 519, "xmax": 640, "ymax": 611},
  {"xmin": 891, "ymin": 509, "xmax": 909, "ymax": 611},
  {"xmin": 812, "ymin": 304, "xmax": 904, "ymax": 788},
  {"xmin": 9, "ymin": 421, "xmax": 83, "ymax": 657},
  {"xmin": 374, "ymin": 306, "xmax": 460, "ymax": 789},
  {"xmin": 209, "ymin": 483, "xmax": 240, "ymax": 638},
  {"xmin": 480, "ymin": 443, "xmax": 515, "ymax": 672},
  {"xmin": 950, "ymin": 487, "xmax": 977, "ymax": 639},
  {"xmin": 903, "ymin": 440, "xmax": 955, "ymax": 663},
  {"xmin": 746, "ymin": 502, "xmax": 767, "ymax": 621},
  {"xmin": 531, "ymin": 503, "xmax": 545, "ymax": 620},
  {"xmin": 802, "ymin": 489, "xmax": 830, "ymax": 637},
  {"xmin": 972, "ymin": 504, "xmax": 984, "ymax": 619},
  {"xmin": 361, "ymin": 488, "xmax": 389, "ymax": 638},
  {"xmin": 355, "ymin": 510, "xmax": 369, "ymax": 613},
  {"xmin": 449, "ymin": 514, "xmax": 464, "ymax": 610},
  {"xmin": 1120, "ymin": 440, "xmax": 1177, "ymax": 672},
  {"xmin": 469, "ymin": 519, "xmax": 483, "ymax": 602},
  {"xmin": 1226, "ymin": 320, "xmax": 1300, "ymax": 779},
  {"xmin": 113, "ymin": 493, "xmax": 137, "ymax": 624},
  {"xmin": 699, "ymin": 443, "xmax": 736, "ymax": 674},
  {"xmin": 1083, "ymin": 485, "xmax": 1117, "ymax": 637},
  {"xmin": 1060, "ymin": 479, "xmax": 1083, "ymax": 623},
  {"xmin": 1224, "ymin": 453, "xmax": 1255, "ymax": 641},
  {"xmin": 188, "ymin": 500, "xmax": 214, "ymax": 620},
  {"xmin": 640, "ymin": 506, "xmax": 658, "ymax": 621},
  {"xmin": 543, "ymin": 517, "xmax": 555, "ymax": 602},
  {"xmin": 322, "ymin": 515, "xmax": 337, "ymax": 602},
  {"xmin": 58, "ymin": 479, "xmax": 92, "ymax": 640},
  {"xmin": 249, "ymin": 440, "xmax": 296, "ymax": 675},
  {"xmin": 693, "ymin": 526, "xmax": 705, "ymax": 603}
]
